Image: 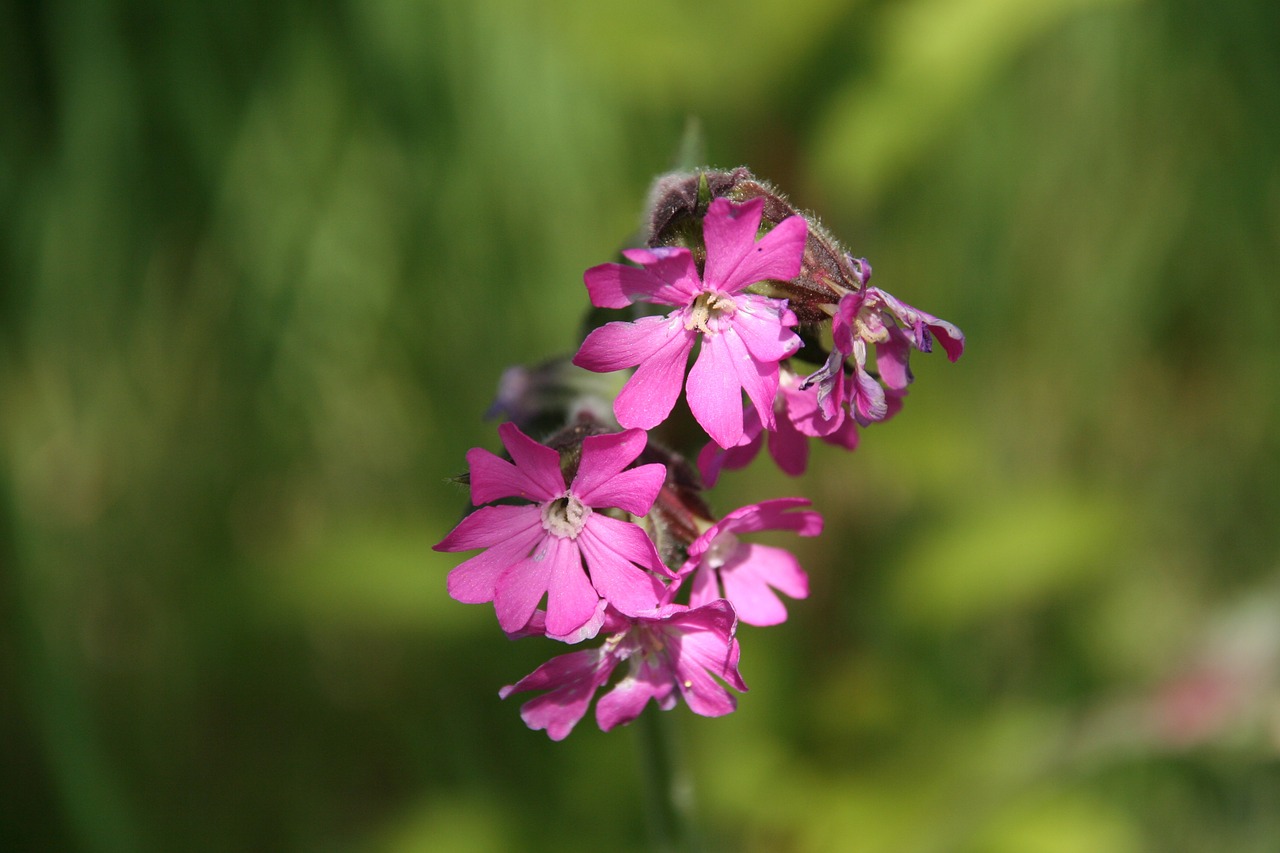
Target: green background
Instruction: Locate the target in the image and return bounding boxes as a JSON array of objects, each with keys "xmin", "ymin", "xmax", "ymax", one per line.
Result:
[{"xmin": 3, "ymin": 0, "xmax": 1278, "ymax": 850}]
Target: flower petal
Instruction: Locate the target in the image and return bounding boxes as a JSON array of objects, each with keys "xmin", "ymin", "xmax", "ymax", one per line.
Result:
[
  {"xmin": 497, "ymin": 422, "xmax": 566, "ymax": 499},
  {"xmin": 466, "ymin": 446, "xmax": 551, "ymax": 506},
  {"xmin": 719, "ymin": 543, "xmax": 809, "ymax": 626},
  {"xmin": 618, "ymin": 246, "xmax": 703, "ymax": 305},
  {"xmin": 765, "ymin": 409, "xmax": 809, "ymax": 476},
  {"xmin": 544, "ymin": 539, "xmax": 604, "ymax": 638},
  {"xmin": 501, "ymin": 646, "xmax": 618, "ymax": 741},
  {"xmin": 730, "ymin": 295, "xmax": 801, "ymax": 364},
  {"xmin": 573, "ymin": 313, "xmax": 682, "ymax": 373},
  {"xmin": 435, "ymin": 504, "xmax": 541, "ymax": 552},
  {"xmin": 596, "ymin": 665, "xmax": 672, "ymax": 732},
  {"xmin": 703, "ymin": 199, "xmax": 808, "ymax": 294},
  {"xmin": 491, "ymin": 546, "xmax": 555, "ymax": 634},
  {"xmin": 571, "ymin": 429, "xmax": 664, "ymax": 514},
  {"xmin": 711, "ymin": 498, "xmax": 824, "ymax": 538},
  {"xmin": 696, "ymin": 408, "xmax": 763, "ymax": 487},
  {"xmin": 583, "ymin": 262, "xmax": 665, "ymax": 309},
  {"xmin": 445, "ymin": 524, "xmax": 543, "ymax": 604},
  {"xmin": 577, "ymin": 463, "xmax": 666, "ymax": 516},
  {"xmin": 609, "ymin": 323, "xmax": 696, "ymax": 430},
  {"xmin": 686, "ymin": 334, "xmax": 746, "ymax": 448},
  {"xmin": 577, "ymin": 518, "xmax": 666, "ymax": 615},
  {"xmin": 585, "ymin": 513, "xmax": 668, "ymax": 575}
]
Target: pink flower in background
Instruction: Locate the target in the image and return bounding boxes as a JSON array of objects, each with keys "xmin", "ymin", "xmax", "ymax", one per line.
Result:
[
  {"xmin": 435, "ymin": 423, "xmax": 669, "ymax": 638},
  {"xmin": 500, "ymin": 601, "xmax": 747, "ymax": 741},
  {"xmin": 680, "ymin": 498, "xmax": 822, "ymax": 626},
  {"xmin": 572, "ymin": 197, "xmax": 807, "ymax": 449}
]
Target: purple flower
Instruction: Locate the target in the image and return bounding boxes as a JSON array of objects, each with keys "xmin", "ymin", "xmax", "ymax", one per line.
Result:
[
  {"xmin": 435, "ymin": 422, "xmax": 670, "ymax": 638},
  {"xmin": 680, "ymin": 498, "xmax": 822, "ymax": 626},
  {"xmin": 804, "ymin": 271, "xmax": 963, "ymax": 427},
  {"xmin": 572, "ymin": 197, "xmax": 807, "ymax": 449},
  {"xmin": 499, "ymin": 601, "xmax": 747, "ymax": 741}
]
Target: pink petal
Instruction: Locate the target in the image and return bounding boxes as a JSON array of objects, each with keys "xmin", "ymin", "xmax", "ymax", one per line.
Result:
[
  {"xmin": 583, "ymin": 262, "xmax": 665, "ymax": 309},
  {"xmin": 702, "ymin": 199, "xmax": 808, "ymax": 294},
  {"xmin": 618, "ymin": 246, "xmax": 703, "ymax": 305},
  {"xmin": 685, "ymin": 563, "xmax": 721, "ymax": 610},
  {"xmin": 874, "ymin": 326, "xmax": 914, "ymax": 390},
  {"xmin": 702, "ymin": 197, "xmax": 766, "ymax": 289},
  {"xmin": 714, "ymin": 498, "xmax": 824, "ymax": 538},
  {"xmin": 571, "ymin": 429, "xmax": 663, "ymax": 514},
  {"xmin": 576, "ymin": 463, "xmax": 666, "ymax": 516},
  {"xmin": 730, "ymin": 343, "xmax": 781, "ymax": 434},
  {"xmin": 544, "ymin": 539, "xmax": 604, "ymax": 638},
  {"xmin": 783, "ymin": 373, "xmax": 844, "ymax": 438},
  {"xmin": 765, "ymin": 410, "xmax": 809, "ymax": 476},
  {"xmin": 730, "ymin": 295, "xmax": 801, "ymax": 364},
  {"xmin": 501, "ymin": 646, "xmax": 618, "ymax": 741},
  {"xmin": 576, "ymin": 519, "xmax": 665, "ymax": 615},
  {"xmin": 715, "ymin": 217, "xmax": 808, "ymax": 295},
  {"xmin": 445, "ymin": 525, "xmax": 542, "ymax": 604},
  {"xmin": 696, "ymin": 415, "xmax": 763, "ymax": 487},
  {"xmin": 609, "ymin": 324, "xmax": 696, "ymax": 430},
  {"xmin": 492, "ymin": 546, "xmax": 555, "ymax": 634},
  {"xmin": 596, "ymin": 666, "xmax": 674, "ymax": 732},
  {"xmin": 465, "ymin": 446, "xmax": 552, "ymax": 506},
  {"xmin": 719, "ymin": 544, "xmax": 809, "ymax": 627},
  {"xmin": 822, "ymin": 414, "xmax": 861, "ymax": 451},
  {"xmin": 686, "ymin": 334, "xmax": 747, "ymax": 448},
  {"xmin": 850, "ymin": 362, "xmax": 888, "ymax": 425},
  {"xmin": 435, "ymin": 504, "xmax": 541, "ymax": 552},
  {"xmin": 497, "ymin": 422, "xmax": 566, "ymax": 499},
  {"xmin": 585, "ymin": 513, "xmax": 668, "ymax": 575},
  {"xmin": 572, "ymin": 314, "xmax": 682, "ymax": 373}
]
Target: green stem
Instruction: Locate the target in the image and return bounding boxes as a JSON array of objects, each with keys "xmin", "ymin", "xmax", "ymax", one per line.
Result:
[{"xmin": 635, "ymin": 707, "xmax": 701, "ymax": 853}]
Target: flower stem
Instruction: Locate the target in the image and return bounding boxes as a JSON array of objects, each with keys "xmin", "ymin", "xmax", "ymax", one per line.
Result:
[{"xmin": 634, "ymin": 707, "xmax": 701, "ymax": 852}]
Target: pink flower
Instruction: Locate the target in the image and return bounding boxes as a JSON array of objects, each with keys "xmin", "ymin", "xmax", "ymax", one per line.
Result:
[
  {"xmin": 680, "ymin": 499, "xmax": 822, "ymax": 626},
  {"xmin": 572, "ymin": 197, "xmax": 807, "ymax": 449},
  {"xmin": 499, "ymin": 601, "xmax": 747, "ymax": 741},
  {"xmin": 435, "ymin": 423, "xmax": 670, "ymax": 638}
]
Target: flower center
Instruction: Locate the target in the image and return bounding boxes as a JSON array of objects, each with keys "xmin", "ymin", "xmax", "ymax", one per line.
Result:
[
  {"xmin": 853, "ymin": 307, "xmax": 889, "ymax": 344},
  {"xmin": 685, "ymin": 291, "xmax": 737, "ymax": 334},
  {"xmin": 704, "ymin": 531, "xmax": 741, "ymax": 570},
  {"xmin": 541, "ymin": 493, "xmax": 591, "ymax": 539}
]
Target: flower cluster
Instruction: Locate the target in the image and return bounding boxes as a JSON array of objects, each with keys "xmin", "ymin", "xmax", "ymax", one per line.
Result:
[{"xmin": 436, "ymin": 167, "xmax": 963, "ymax": 739}]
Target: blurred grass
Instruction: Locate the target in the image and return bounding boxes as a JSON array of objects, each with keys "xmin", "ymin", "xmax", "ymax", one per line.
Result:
[{"xmin": 3, "ymin": 0, "xmax": 1279, "ymax": 851}]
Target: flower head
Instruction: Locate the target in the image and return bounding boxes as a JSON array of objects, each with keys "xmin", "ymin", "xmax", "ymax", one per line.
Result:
[
  {"xmin": 499, "ymin": 601, "xmax": 747, "ymax": 741},
  {"xmin": 435, "ymin": 423, "xmax": 669, "ymax": 638},
  {"xmin": 572, "ymin": 197, "xmax": 807, "ymax": 449},
  {"xmin": 680, "ymin": 498, "xmax": 822, "ymax": 626}
]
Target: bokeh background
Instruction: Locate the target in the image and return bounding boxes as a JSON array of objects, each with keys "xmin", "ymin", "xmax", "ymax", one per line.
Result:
[{"xmin": 3, "ymin": 0, "xmax": 1279, "ymax": 850}]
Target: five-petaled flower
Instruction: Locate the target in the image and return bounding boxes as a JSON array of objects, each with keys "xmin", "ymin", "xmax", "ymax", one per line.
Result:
[
  {"xmin": 435, "ymin": 422, "xmax": 670, "ymax": 638},
  {"xmin": 499, "ymin": 601, "xmax": 747, "ymax": 741},
  {"xmin": 572, "ymin": 197, "xmax": 808, "ymax": 449}
]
